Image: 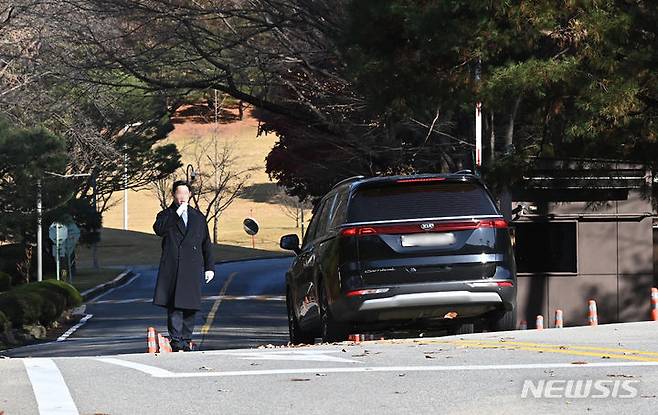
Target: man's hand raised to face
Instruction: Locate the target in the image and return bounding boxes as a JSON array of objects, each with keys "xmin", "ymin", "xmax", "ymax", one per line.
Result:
[{"xmin": 176, "ymin": 201, "xmax": 188, "ymax": 216}]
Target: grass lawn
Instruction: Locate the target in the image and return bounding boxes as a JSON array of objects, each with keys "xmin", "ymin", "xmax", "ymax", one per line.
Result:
[
  {"xmin": 65, "ymin": 109, "xmax": 298, "ymax": 292},
  {"xmin": 99, "ymin": 109, "xmax": 311, "ymax": 253},
  {"xmin": 66, "ymin": 267, "xmax": 123, "ymax": 293}
]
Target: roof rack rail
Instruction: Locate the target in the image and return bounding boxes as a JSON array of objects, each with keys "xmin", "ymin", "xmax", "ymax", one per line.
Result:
[{"xmin": 332, "ymin": 175, "xmax": 365, "ymax": 189}]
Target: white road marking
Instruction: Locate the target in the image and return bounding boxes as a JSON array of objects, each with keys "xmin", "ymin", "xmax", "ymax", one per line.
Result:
[
  {"xmin": 23, "ymin": 358, "xmax": 80, "ymax": 415},
  {"xmin": 95, "ymin": 357, "xmax": 174, "ymax": 377},
  {"xmin": 56, "ymin": 314, "xmax": 93, "ymax": 342},
  {"xmin": 94, "ymin": 358, "xmax": 658, "ymax": 378},
  {"xmin": 85, "ymin": 272, "xmax": 141, "ymax": 303},
  {"xmin": 204, "ymin": 349, "xmax": 360, "ymax": 363},
  {"xmin": 89, "ymin": 294, "xmax": 285, "ymax": 305}
]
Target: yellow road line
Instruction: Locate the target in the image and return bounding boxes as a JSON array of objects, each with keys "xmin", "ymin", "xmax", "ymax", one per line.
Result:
[
  {"xmin": 418, "ymin": 338, "xmax": 658, "ymax": 363},
  {"xmin": 454, "ymin": 339, "xmax": 658, "ymax": 358},
  {"xmin": 200, "ymin": 272, "xmax": 236, "ymax": 335}
]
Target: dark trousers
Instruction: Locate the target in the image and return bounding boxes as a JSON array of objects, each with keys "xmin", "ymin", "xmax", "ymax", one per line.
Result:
[{"xmin": 167, "ymin": 306, "xmax": 196, "ymax": 345}]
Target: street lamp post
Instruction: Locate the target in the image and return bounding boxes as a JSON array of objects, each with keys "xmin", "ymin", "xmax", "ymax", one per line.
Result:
[
  {"xmin": 186, "ymin": 164, "xmax": 198, "ymax": 207},
  {"xmin": 186, "ymin": 164, "xmax": 196, "ymax": 183},
  {"xmin": 36, "ymin": 171, "xmax": 91, "ymax": 282},
  {"xmin": 123, "ymin": 145, "xmax": 128, "ymax": 231}
]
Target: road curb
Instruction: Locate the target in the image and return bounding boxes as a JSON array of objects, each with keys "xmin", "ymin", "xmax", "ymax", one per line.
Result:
[{"xmin": 81, "ymin": 268, "xmax": 135, "ymax": 303}]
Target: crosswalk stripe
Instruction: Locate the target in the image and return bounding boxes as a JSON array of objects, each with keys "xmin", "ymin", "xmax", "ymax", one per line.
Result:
[{"xmin": 24, "ymin": 358, "xmax": 79, "ymax": 415}]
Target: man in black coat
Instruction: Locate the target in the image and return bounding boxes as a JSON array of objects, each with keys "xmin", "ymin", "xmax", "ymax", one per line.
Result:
[{"xmin": 152, "ymin": 180, "xmax": 215, "ymax": 352}]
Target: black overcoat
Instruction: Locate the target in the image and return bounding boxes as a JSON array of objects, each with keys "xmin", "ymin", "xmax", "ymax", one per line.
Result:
[{"xmin": 152, "ymin": 201, "xmax": 214, "ymax": 310}]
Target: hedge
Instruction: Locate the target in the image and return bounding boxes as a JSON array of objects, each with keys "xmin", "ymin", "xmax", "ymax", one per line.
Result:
[
  {"xmin": 0, "ymin": 280, "xmax": 82, "ymax": 329},
  {"xmin": 0, "ymin": 271, "xmax": 10, "ymax": 292},
  {"xmin": 0, "ymin": 310, "xmax": 9, "ymax": 333}
]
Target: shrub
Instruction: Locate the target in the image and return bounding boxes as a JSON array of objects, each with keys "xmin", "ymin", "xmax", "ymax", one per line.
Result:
[
  {"xmin": 0, "ymin": 280, "xmax": 82, "ymax": 328},
  {"xmin": 0, "ymin": 271, "xmax": 11, "ymax": 292},
  {"xmin": 40, "ymin": 280, "xmax": 83, "ymax": 308},
  {"xmin": 0, "ymin": 291, "xmax": 42, "ymax": 328},
  {"xmin": 0, "ymin": 310, "xmax": 9, "ymax": 333}
]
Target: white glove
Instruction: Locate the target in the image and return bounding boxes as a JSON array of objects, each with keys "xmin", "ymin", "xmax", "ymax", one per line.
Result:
[
  {"xmin": 204, "ymin": 270, "xmax": 214, "ymax": 283},
  {"xmin": 176, "ymin": 201, "xmax": 188, "ymax": 216}
]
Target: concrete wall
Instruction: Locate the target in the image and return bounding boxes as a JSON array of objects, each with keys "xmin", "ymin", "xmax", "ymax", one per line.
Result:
[{"xmin": 514, "ymin": 191, "xmax": 655, "ymax": 327}]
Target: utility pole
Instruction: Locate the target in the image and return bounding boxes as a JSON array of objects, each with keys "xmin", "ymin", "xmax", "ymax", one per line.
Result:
[
  {"xmin": 123, "ymin": 145, "xmax": 128, "ymax": 230},
  {"xmin": 91, "ymin": 172, "xmax": 99, "ymax": 270},
  {"xmin": 213, "ymin": 88, "xmax": 219, "ymax": 244},
  {"xmin": 475, "ymin": 58, "xmax": 483, "ymax": 170},
  {"xmin": 36, "ymin": 179, "xmax": 42, "ymax": 282},
  {"xmin": 36, "ymin": 172, "xmax": 90, "ymax": 281}
]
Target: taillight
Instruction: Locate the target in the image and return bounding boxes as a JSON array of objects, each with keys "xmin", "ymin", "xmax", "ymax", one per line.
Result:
[
  {"xmin": 340, "ymin": 227, "xmax": 376, "ymax": 236},
  {"xmin": 340, "ymin": 219, "xmax": 507, "ymax": 236},
  {"xmin": 396, "ymin": 177, "xmax": 446, "ymax": 183},
  {"xmin": 346, "ymin": 288, "xmax": 390, "ymax": 297},
  {"xmin": 467, "ymin": 281, "xmax": 514, "ymax": 288}
]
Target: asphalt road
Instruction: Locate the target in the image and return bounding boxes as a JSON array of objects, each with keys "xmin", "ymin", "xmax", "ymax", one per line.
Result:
[
  {"xmin": 1, "ymin": 256, "xmax": 294, "ymax": 358},
  {"xmin": 2, "ymin": 257, "xmax": 658, "ymax": 414}
]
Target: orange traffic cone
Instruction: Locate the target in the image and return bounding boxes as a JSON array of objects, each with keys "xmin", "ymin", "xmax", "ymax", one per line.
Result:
[
  {"xmin": 157, "ymin": 333, "xmax": 172, "ymax": 353},
  {"xmin": 588, "ymin": 300, "xmax": 598, "ymax": 326},
  {"xmin": 535, "ymin": 315, "xmax": 544, "ymax": 330},
  {"xmin": 555, "ymin": 309, "xmax": 564, "ymax": 328},
  {"xmin": 348, "ymin": 334, "xmax": 361, "ymax": 343},
  {"xmin": 147, "ymin": 327, "xmax": 158, "ymax": 353},
  {"xmin": 651, "ymin": 288, "xmax": 658, "ymax": 321}
]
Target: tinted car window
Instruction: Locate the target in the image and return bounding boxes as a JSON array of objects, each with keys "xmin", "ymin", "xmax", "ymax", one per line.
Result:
[
  {"xmin": 347, "ymin": 181, "xmax": 498, "ymax": 223},
  {"xmin": 328, "ymin": 189, "xmax": 349, "ymax": 229},
  {"xmin": 315, "ymin": 193, "xmax": 336, "ymax": 238},
  {"xmin": 302, "ymin": 199, "xmax": 326, "ymax": 248}
]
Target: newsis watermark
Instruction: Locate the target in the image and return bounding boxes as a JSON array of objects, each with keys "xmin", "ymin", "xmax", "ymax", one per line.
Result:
[{"xmin": 521, "ymin": 378, "xmax": 640, "ymax": 399}]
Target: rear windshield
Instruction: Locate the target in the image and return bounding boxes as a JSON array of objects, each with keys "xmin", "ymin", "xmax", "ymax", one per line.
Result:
[{"xmin": 347, "ymin": 181, "xmax": 499, "ymax": 223}]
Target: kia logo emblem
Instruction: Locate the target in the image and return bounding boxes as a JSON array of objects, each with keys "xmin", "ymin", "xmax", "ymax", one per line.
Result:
[{"xmin": 420, "ymin": 223, "xmax": 434, "ymax": 230}]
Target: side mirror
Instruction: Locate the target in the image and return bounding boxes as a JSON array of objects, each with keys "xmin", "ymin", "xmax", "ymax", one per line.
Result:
[{"xmin": 280, "ymin": 234, "xmax": 301, "ymax": 254}]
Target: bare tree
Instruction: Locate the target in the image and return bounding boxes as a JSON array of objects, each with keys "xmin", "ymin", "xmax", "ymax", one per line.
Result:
[
  {"xmin": 274, "ymin": 187, "xmax": 311, "ymax": 230},
  {"xmin": 185, "ymin": 137, "xmax": 256, "ymax": 243},
  {"xmin": 0, "ymin": 0, "xmax": 469, "ymax": 204}
]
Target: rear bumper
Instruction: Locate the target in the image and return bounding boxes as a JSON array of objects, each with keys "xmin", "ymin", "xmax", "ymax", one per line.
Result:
[
  {"xmin": 357, "ymin": 290, "xmax": 502, "ymax": 311},
  {"xmin": 330, "ymin": 277, "xmax": 515, "ymax": 327}
]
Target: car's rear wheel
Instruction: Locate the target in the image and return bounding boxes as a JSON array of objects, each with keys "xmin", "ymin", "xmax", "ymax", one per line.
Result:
[
  {"xmin": 287, "ymin": 288, "xmax": 315, "ymax": 345},
  {"xmin": 318, "ymin": 280, "xmax": 349, "ymax": 343},
  {"xmin": 486, "ymin": 308, "xmax": 517, "ymax": 332}
]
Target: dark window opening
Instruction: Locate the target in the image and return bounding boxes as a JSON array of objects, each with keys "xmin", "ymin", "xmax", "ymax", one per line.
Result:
[{"xmin": 514, "ymin": 221, "xmax": 577, "ymax": 273}]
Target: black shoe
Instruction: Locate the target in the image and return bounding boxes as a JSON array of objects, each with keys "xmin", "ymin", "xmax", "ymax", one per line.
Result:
[
  {"xmin": 182, "ymin": 341, "xmax": 197, "ymax": 352},
  {"xmin": 170, "ymin": 340, "xmax": 184, "ymax": 352}
]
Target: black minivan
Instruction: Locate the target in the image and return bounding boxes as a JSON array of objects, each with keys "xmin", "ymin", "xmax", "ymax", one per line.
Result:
[{"xmin": 280, "ymin": 173, "xmax": 516, "ymax": 344}]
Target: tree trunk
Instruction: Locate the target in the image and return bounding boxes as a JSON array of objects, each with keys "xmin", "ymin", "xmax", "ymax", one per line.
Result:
[
  {"xmin": 489, "ymin": 111, "xmax": 495, "ymax": 162},
  {"xmin": 504, "ymin": 97, "xmax": 522, "ymax": 150},
  {"xmin": 501, "ymin": 97, "xmax": 521, "ymax": 220}
]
